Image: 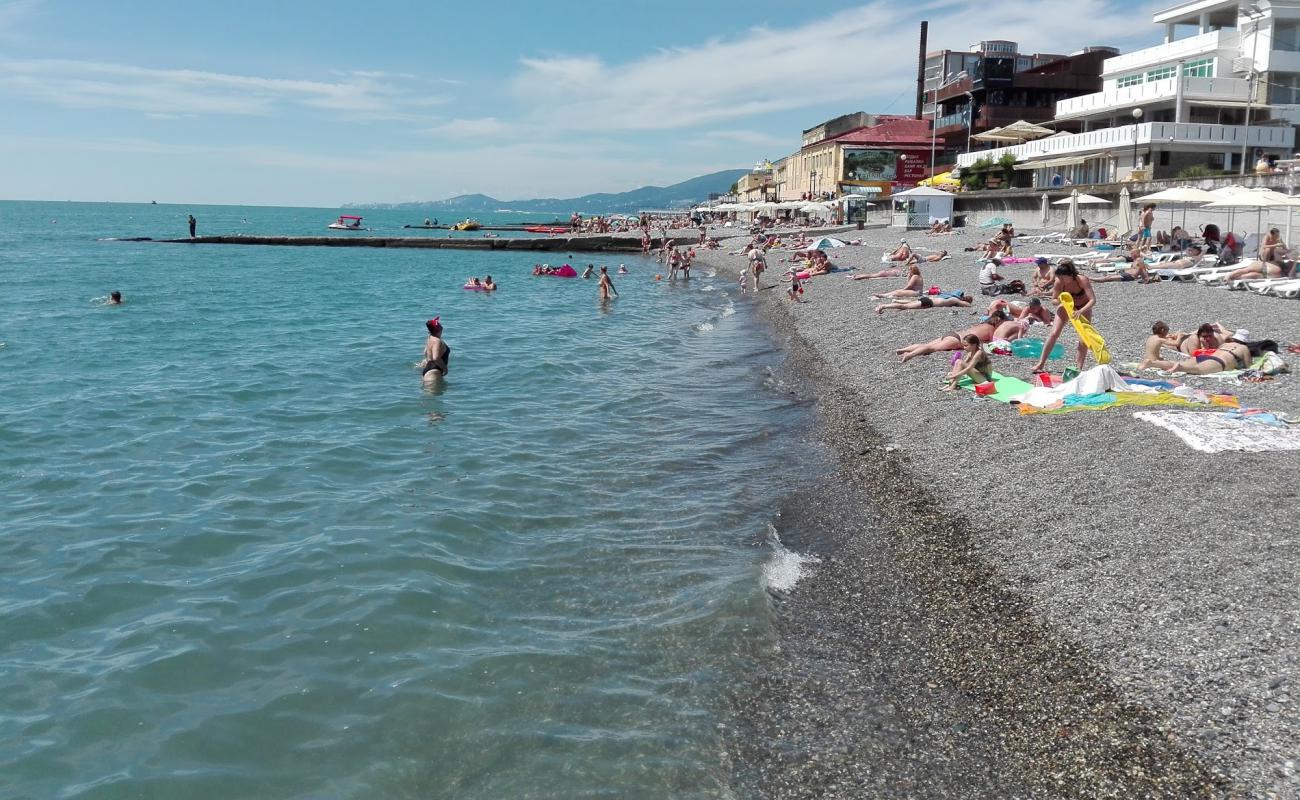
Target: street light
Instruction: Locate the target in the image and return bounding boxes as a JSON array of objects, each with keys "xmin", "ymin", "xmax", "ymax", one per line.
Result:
[
  {"xmin": 1239, "ymin": 3, "xmax": 1266, "ymax": 176},
  {"xmin": 809, "ymin": 169, "xmax": 817, "ymax": 199},
  {"xmin": 1131, "ymin": 107, "xmax": 1144, "ymax": 178}
]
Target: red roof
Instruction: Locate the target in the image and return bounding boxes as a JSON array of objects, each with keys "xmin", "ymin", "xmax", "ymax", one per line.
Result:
[{"xmin": 826, "ymin": 116, "xmax": 933, "ymax": 148}]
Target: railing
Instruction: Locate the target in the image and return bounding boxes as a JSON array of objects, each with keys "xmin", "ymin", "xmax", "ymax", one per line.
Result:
[
  {"xmin": 1100, "ymin": 28, "xmax": 1239, "ymax": 76},
  {"xmin": 956, "ymin": 121, "xmax": 1295, "ymax": 168},
  {"xmin": 934, "ymin": 110, "xmax": 969, "ymax": 129},
  {"xmin": 1056, "ymin": 75, "xmax": 1251, "ymax": 119}
]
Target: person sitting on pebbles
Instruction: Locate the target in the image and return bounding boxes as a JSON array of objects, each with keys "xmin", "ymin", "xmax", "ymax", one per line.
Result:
[
  {"xmin": 884, "ymin": 241, "xmax": 912, "ymax": 262},
  {"xmin": 871, "ymin": 259, "xmax": 925, "ymax": 299},
  {"xmin": 942, "ymin": 334, "xmax": 995, "ymax": 391}
]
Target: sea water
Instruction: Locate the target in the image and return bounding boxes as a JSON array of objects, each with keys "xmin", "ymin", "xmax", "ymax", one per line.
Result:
[{"xmin": 0, "ymin": 201, "xmax": 827, "ymax": 798}]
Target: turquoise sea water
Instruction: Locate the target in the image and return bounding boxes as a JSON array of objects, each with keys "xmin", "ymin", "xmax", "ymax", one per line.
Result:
[{"xmin": 0, "ymin": 201, "xmax": 826, "ymax": 798}]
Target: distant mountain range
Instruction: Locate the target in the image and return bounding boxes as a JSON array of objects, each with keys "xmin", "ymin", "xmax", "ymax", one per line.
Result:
[{"xmin": 344, "ymin": 169, "xmax": 749, "ymax": 214}]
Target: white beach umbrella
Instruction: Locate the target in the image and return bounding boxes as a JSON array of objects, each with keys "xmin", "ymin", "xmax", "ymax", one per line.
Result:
[
  {"xmin": 1051, "ymin": 193, "xmax": 1109, "ymax": 205},
  {"xmin": 1063, "ymin": 189, "xmax": 1079, "ymax": 233},
  {"xmin": 1040, "ymin": 193, "xmax": 1050, "ymax": 226},
  {"xmin": 1135, "ymin": 186, "xmax": 1217, "ymax": 230},
  {"xmin": 1116, "ymin": 186, "xmax": 1133, "ymax": 238},
  {"xmin": 1202, "ymin": 191, "xmax": 1291, "ymax": 237}
]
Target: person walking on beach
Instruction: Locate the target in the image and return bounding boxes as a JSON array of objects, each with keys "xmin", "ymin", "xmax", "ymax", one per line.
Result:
[
  {"xmin": 597, "ymin": 266, "xmax": 618, "ymax": 300},
  {"xmin": 187, "ymin": 214, "xmax": 197, "ymax": 238},
  {"xmin": 1137, "ymin": 204, "xmax": 1155, "ymax": 250},
  {"xmin": 420, "ymin": 317, "xmax": 450, "ymax": 382}
]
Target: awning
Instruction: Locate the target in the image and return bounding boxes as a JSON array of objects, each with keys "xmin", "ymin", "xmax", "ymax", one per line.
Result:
[
  {"xmin": 842, "ymin": 186, "xmax": 883, "ymax": 195},
  {"xmin": 1014, "ymin": 155, "xmax": 1091, "ymax": 170}
]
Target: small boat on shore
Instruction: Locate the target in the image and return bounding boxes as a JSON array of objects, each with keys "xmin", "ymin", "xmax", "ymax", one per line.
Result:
[
  {"xmin": 329, "ymin": 215, "xmax": 367, "ymax": 230},
  {"xmin": 452, "ymin": 219, "xmax": 481, "ymax": 231}
]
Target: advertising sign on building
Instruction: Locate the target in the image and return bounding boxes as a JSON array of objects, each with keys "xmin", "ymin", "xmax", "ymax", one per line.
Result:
[
  {"xmin": 842, "ymin": 148, "xmax": 897, "ymax": 182},
  {"xmin": 894, "ymin": 155, "xmax": 928, "ymax": 188}
]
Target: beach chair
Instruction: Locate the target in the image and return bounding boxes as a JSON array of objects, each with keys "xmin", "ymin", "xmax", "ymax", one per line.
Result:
[
  {"xmin": 1266, "ymin": 279, "xmax": 1300, "ymax": 298},
  {"xmin": 1196, "ymin": 268, "xmax": 1240, "ymax": 285},
  {"xmin": 1017, "ymin": 232, "xmax": 1065, "ymax": 244},
  {"xmin": 1153, "ymin": 257, "xmax": 1221, "ymax": 281},
  {"xmin": 1229, "ymin": 277, "xmax": 1290, "ymax": 291}
]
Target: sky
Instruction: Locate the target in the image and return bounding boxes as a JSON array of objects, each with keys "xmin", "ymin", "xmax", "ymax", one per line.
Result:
[{"xmin": 0, "ymin": 0, "xmax": 1166, "ymax": 206}]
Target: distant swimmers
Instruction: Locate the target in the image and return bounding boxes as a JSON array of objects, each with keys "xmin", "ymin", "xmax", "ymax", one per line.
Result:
[
  {"xmin": 108, "ymin": 291, "xmax": 123, "ymax": 305},
  {"xmin": 483, "ymin": 275, "xmax": 496, "ymax": 292},
  {"xmin": 582, "ymin": 264, "xmax": 595, "ymax": 279},
  {"xmin": 420, "ymin": 317, "xmax": 450, "ymax": 381},
  {"xmin": 617, "ymin": 264, "xmax": 628, "ymax": 274}
]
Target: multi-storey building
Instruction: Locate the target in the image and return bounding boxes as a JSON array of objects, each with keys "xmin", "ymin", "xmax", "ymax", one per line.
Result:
[{"xmin": 955, "ymin": 0, "xmax": 1297, "ymax": 184}]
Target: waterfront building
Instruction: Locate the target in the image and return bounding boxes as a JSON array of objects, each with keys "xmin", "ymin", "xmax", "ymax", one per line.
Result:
[
  {"xmin": 955, "ymin": 0, "xmax": 1298, "ymax": 185},
  {"xmin": 924, "ymin": 41, "xmax": 1114, "ymax": 170},
  {"xmin": 775, "ymin": 114, "xmax": 932, "ymax": 202}
]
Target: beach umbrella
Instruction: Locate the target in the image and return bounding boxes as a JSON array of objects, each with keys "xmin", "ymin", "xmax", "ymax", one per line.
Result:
[
  {"xmin": 1135, "ymin": 186, "xmax": 1217, "ymax": 230},
  {"xmin": 1040, "ymin": 193, "xmax": 1050, "ymax": 226},
  {"xmin": 1051, "ymin": 193, "xmax": 1109, "ymax": 205},
  {"xmin": 1116, "ymin": 186, "xmax": 1133, "ymax": 238},
  {"xmin": 1063, "ymin": 189, "xmax": 1079, "ymax": 233},
  {"xmin": 1202, "ymin": 191, "xmax": 1291, "ymax": 237},
  {"xmin": 812, "ymin": 237, "xmax": 848, "ymax": 249}
]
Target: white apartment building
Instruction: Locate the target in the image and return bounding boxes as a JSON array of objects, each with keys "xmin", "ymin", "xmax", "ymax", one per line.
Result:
[{"xmin": 956, "ymin": 0, "xmax": 1297, "ymax": 184}]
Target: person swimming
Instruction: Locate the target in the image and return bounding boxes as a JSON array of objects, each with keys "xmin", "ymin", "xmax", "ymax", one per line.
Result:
[
  {"xmin": 420, "ymin": 317, "xmax": 450, "ymax": 380},
  {"xmin": 483, "ymin": 275, "xmax": 496, "ymax": 291},
  {"xmin": 617, "ymin": 264, "xmax": 628, "ymax": 274},
  {"xmin": 108, "ymin": 291, "xmax": 123, "ymax": 305}
]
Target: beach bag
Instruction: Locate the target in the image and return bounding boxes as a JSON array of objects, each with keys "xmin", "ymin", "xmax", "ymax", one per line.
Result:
[
  {"xmin": 1004, "ymin": 279, "xmax": 1026, "ymax": 295},
  {"xmin": 926, "ymin": 285, "xmax": 941, "ymax": 295}
]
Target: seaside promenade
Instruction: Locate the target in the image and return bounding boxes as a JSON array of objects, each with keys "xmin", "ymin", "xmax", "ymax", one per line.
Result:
[{"xmin": 691, "ymin": 224, "xmax": 1298, "ymax": 798}]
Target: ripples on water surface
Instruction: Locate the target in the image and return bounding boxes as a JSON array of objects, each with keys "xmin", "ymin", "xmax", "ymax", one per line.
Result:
[{"xmin": 0, "ymin": 202, "xmax": 827, "ymax": 798}]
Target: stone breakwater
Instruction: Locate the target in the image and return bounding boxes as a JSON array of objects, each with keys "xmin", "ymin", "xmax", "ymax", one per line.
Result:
[
  {"xmin": 695, "ymin": 225, "xmax": 1298, "ymax": 799},
  {"xmin": 158, "ymin": 234, "xmax": 654, "ymax": 252}
]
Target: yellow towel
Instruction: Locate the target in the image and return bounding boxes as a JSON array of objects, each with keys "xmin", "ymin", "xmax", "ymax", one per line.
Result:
[{"xmin": 1058, "ymin": 291, "xmax": 1110, "ymax": 365}]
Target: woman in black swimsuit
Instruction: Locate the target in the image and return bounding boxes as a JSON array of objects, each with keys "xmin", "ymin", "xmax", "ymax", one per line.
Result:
[
  {"xmin": 1030, "ymin": 260, "xmax": 1096, "ymax": 373},
  {"xmin": 420, "ymin": 317, "xmax": 450, "ymax": 380},
  {"xmin": 1169, "ymin": 333, "xmax": 1254, "ymax": 375}
]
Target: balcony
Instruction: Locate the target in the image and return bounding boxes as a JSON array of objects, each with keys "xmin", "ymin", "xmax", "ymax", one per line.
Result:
[
  {"xmin": 1055, "ymin": 75, "xmax": 1251, "ymax": 120},
  {"xmin": 1100, "ymin": 28, "xmax": 1239, "ymax": 76},
  {"xmin": 955, "ymin": 121, "xmax": 1294, "ymax": 168}
]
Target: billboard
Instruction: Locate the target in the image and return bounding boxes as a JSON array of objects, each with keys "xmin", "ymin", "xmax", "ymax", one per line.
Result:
[
  {"xmin": 842, "ymin": 148, "xmax": 897, "ymax": 182},
  {"xmin": 895, "ymin": 155, "xmax": 928, "ymax": 186}
]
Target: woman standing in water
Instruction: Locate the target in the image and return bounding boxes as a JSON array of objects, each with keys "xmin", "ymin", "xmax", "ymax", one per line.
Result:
[
  {"xmin": 597, "ymin": 266, "xmax": 618, "ymax": 300},
  {"xmin": 420, "ymin": 317, "xmax": 450, "ymax": 382}
]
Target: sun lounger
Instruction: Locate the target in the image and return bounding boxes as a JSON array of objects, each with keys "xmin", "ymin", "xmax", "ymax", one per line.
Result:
[
  {"xmin": 1196, "ymin": 269, "xmax": 1240, "ymax": 285},
  {"xmin": 1267, "ymin": 279, "xmax": 1300, "ymax": 298},
  {"xmin": 1016, "ymin": 233, "xmax": 1065, "ymax": 244},
  {"xmin": 1152, "ymin": 258, "xmax": 1221, "ymax": 281}
]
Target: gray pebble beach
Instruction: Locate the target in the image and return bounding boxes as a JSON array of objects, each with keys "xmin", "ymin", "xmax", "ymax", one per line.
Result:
[{"xmin": 689, "ymin": 223, "xmax": 1299, "ymax": 798}]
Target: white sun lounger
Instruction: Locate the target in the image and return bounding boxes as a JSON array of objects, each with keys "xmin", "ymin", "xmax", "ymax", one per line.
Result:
[
  {"xmin": 1152, "ymin": 258, "xmax": 1221, "ymax": 281},
  {"xmin": 1017, "ymin": 233, "xmax": 1064, "ymax": 244},
  {"xmin": 1267, "ymin": 279, "xmax": 1300, "ymax": 298},
  {"xmin": 1196, "ymin": 269, "xmax": 1240, "ymax": 285},
  {"xmin": 1230, "ymin": 277, "xmax": 1291, "ymax": 291}
]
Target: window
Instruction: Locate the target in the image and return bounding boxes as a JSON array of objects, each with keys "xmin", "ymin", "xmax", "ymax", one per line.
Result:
[
  {"xmin": 1271, "ymin": 73, "xmax": 1300, "ymax": 104},
  {"xmin": 1208, "ymin": 153, "xmax": 1225, "ymax": 170},
  {"xmin": 1117, "ymin": 74, "xmax": 1143, "ymax": 88},
  {"xmin": 1146, "ymin": 65, "xmax": 1177, "ymax": 81},
  {"xmin": 1184, "ymin": 58, "xmax": 1214, "ymax": 78},
  {"xmin": 1277, "ymin": 21, "xmax": 1300, "ymax": 52}
]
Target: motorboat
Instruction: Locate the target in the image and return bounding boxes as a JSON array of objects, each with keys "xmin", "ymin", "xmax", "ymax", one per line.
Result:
[
  {"xmin": 451, "ymin": 219, "xmax": 481, "ymax": 231},
  {"xmin": 329, "ymin": 215, "xmax": 366, "ymax": 230}
]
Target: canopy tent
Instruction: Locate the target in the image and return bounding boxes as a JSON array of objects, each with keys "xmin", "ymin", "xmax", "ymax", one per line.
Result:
[
  {"xmin": 970, "ymin": 119, "xmax": 1055, "ymax": 143},
  {"xmin": 891, "ymin": 185, "xmax": 955, "ymax": 199}
]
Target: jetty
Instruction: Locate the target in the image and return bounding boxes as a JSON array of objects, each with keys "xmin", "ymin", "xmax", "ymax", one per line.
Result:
[{"xmin": 153, "ymin": 234, "xmax": 650, "ymax": 252}]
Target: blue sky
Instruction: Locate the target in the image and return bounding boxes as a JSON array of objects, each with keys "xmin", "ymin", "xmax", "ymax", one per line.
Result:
[{"xmin": 0, "ymin": 0, "xmax": 1163, "ymax": 206}]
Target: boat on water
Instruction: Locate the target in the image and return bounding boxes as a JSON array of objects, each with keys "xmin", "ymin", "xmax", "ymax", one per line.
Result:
[
  {"xmin": 328, "ymin": 215, "xmax": 367, "ymax": 230},
  {"xmin": 451, "ymin": 219, "xmax": 481, "ymax": 231}
]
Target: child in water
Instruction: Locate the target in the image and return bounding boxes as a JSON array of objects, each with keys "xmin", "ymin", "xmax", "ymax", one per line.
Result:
[{"xmin": 786, "ymin": 268, "xmax": 804, "ymax": 302}]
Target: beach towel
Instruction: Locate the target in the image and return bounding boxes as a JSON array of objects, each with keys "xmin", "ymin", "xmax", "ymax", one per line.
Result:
[
  {"xmin": 1058, "ymin": 291, "xmax": 1110, "ymax": 364},
  {"xmin": 1016, "ymin": 391, "xmax": 1239, "ymax": 415},
  {"xmin": 1134, "ymin": 410, "xmax": 1300, "ymax": 453},
  {"xmin": 956, "ymin": 371, "xmax": 1034, "ymax": 402}
]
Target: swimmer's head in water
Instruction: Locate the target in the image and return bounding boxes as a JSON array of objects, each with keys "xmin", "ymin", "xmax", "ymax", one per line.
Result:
[
  {"xmin": 426, "ymin": 317, "xmax": 442, "ymax": 336},
  {"xmin": 110, "ymin": 291, "xmax": 122, "ymax": 303}
]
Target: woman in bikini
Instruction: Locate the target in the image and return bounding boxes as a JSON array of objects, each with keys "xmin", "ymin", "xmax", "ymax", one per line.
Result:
[
  {"xmin": 942, "ymin": 335, "xmax": 996, "ymax": 390},
  {"xmin": 1139, "ymin": 321, "xmax": 1226, "ymax": 369},
  {"xmin": 1029, "ymin": 260, "xmax": 1096, "ymax": 374},
  {"xmin": 420, "ymin": 317, "xmax": 450, "ymax": 382},
  {"xmin": 870, "ymin": 259, "xmax": 924, "ymax": 298},
  {"xmin": 1168, "ymin": 332, "xmax": 1254, "ymax": 375},
  {"xmin": 884, "ymin": 241, "xmax": 912, "ymax": 262},
  {"xmin": 874, "ymin": 292, "xmax": 971, "ymax": 314},
  {"xmin": 896, "ymin": 312, "xmax": 1006, "ymax": 363}
]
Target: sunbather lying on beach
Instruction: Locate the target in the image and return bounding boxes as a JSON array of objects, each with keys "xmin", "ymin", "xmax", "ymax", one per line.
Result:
[
  {"xmin": 1139, "ymin": 321, "xmax": 1230, "ymax": 369},
  {"xmin": 1093, "ymin": 260, "xmax": 1156, "ymax": 283},
  {"xmin": 874, "ymin": 292, "xmax": 972, "ymax": 314},
  {"xmin": 871, "ymin": 261, "xmax": 924, "ymax": 298},
  {"xmin": 885, "ymin": 241, "xmax": 912, "ymax": 262},
  {"xmin": 852, "ymin": 266, "xmax": 906, "ymax": 280},
  {"xmin": 1226, "ymin": 258, "xmax": 1290, "ymax": 281},
  {"xmin": 1166, "ymin": 330, "xmax": 1258, "ymax": 375},
  {"xmin": 896, "ymin": 314, "xmax": 1006, "ymax": 363},
  {"xmin": 988, "ymin": 298, "xmax": 1051, "ymax": 341},
  {"xmin": 942, "ymin": 335, "xmax": 995, "ymax": 390}
]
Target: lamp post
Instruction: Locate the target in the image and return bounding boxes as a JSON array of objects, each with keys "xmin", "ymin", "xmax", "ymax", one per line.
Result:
[
  {"xmin": 1131, "ymin": 107, "xmax": 1144, "ymax": 178},
  {"xmin": 1239, "ymin": 3, "xmax": 1266, "ymax": 176},
  {"xmin": 809, "ymin": 169, "xmax": 817, "ymax": 199},
  {"xmin": 964, "ymin": 91, "xmax": 975, "ymax": 155}
]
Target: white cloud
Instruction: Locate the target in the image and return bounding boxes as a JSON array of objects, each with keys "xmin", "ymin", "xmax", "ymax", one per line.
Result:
[
  {"xmin": 511, "ymin": 0, "xmax": 1163, "ymax": 132},
  {"xmin": 696, "ymin": 130, "xmax": 790, "ymax": 148},
  {"xmin": 0, "ymin": 57, "xmax": 451, "ymax": 119},
  {"xmin": 426, "ymin": 117, "xmax": 511, "ymax": 138}
]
